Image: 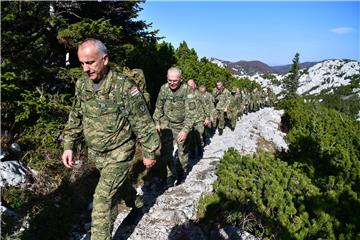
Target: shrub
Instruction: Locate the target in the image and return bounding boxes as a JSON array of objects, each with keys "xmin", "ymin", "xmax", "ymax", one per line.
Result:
[{"xmin": 199, "ymin": 99, "xmax": 360, "ymax": 239}]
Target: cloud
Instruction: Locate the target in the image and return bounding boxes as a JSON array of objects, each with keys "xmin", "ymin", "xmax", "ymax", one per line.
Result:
[{"xmin": 330, "ymin": 27, "xmax": 354, "ymax": 34}]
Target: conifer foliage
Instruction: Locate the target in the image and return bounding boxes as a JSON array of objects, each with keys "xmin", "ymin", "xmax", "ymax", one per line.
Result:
[
  {"xmin": 283, "ymin": 53, "xmax": 300, "ymax": 98},
  {"xmin": 198, "ymin": 99, "xmax": 360, "ymax": 239}
]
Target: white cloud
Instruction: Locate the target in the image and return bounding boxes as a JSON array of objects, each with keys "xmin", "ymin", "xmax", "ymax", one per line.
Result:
[{"xmin": 330, "ymin": 27, "xmax": 354, "ymax": 34}]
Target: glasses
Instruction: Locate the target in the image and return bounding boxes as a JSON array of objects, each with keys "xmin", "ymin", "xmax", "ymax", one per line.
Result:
[{"xmin": 167, "ymin": 79, "xmax": 180, "ymax": 84}]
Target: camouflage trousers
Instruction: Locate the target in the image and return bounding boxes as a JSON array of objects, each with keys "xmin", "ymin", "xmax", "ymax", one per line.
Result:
[
  {"xmin": 217, "ymin": 110, "xmax": 226, "ymax": 129},
  {"xmin": 227, "ymin": 109, "xmax": 237, "ymax": 129},
  {"xmin": 188, "ymin": 123, "xmax": 205, "ymax": 157},
  {"xmin": 88, "ymin": 141, "xmax": 135, "ymax": 240},
  {"xmin": 158, "ymin": 122, "xmax": 189, "ymax": 181}
]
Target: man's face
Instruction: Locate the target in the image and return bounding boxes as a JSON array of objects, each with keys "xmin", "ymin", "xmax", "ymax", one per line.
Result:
[
  {"xmin": 187, "ymin": 80, "xmax": 196, "ymax": 90},
  {"xmin": 199, "ymin": 87, "xmax": 206, "ymax": 94},
  {"xmin": 216, "ymin": 81, "xmax": 223, "ymax": 91},
  {"xmin": 167, "ymin": 71, "xmax": 182, "ymax": 90},
  {"xmin": 77, "ymin": 43, "xmax": 109, "ymax": 82}
]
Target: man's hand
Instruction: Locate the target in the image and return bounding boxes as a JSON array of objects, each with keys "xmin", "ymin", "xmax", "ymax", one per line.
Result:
[
  {"xmin": 177, "ymin": 130, "xmax": 187, "ymax": 143},
  {"xmin": 62, "ymin": 149, "xmax": 74, "ymax": 168},
  {"xmin": 155, "ymin": 124, "xmax": 161, "ymax": 133},
  {"xmin": 224, "ymin": 107, "xmax": 228, "ymax": 113},
  {"xmin": 143, "ymin": 157, "xmax": 156, "ymax": 169}
]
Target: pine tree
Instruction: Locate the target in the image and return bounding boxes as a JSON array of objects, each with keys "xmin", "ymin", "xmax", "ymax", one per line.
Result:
[{"xmin": 283, "ymin": 53, "xmax": 300, "ymax": 98}]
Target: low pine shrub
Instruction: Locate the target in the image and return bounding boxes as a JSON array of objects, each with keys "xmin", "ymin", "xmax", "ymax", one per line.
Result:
[{"xmin": 198, "ymin": 99, "xmax": 360, "ymax": 239}]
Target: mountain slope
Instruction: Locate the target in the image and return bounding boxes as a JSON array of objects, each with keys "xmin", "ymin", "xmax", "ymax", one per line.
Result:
[
  {"xmin": 297, "ymin": 59, "xmax": 360, "ymax": 95},
  {"xmin": 211, "ymin": 58, "xmax": 318, "ymax": 75}
]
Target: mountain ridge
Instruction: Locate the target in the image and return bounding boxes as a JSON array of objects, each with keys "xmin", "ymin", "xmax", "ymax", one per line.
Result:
[{"xmin": 211, "ymin": 57, "xmax": 321, "ymax": 75}]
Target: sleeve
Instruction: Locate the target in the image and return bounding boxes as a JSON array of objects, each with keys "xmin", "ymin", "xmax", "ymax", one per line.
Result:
[
  {"xmin": 125, "ymin": 83, "xmax": 160, "ymax": 159},
  {"xmin": 63, "ymin": 79, "xmax": 84, "ymax": 150},
  {"xmin": 152, "ymin": 85, "xmax": 165, "ymax": 126}
]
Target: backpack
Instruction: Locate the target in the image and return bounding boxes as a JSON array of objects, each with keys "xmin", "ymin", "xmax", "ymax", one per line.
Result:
[{"xmin": 122, "ymin": 66, "xmax": 151, "ymax": 107}]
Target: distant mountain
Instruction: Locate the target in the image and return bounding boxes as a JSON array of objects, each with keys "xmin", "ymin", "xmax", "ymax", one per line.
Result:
[
  {"xmin": 211, "ymin": 58, "xmax": 318, "ymax": 75},
  {"xmin": 244, "ymin": 59, "xmax": 360, "ymax": 96},
  {"xmin": 271, "ymin": 62, "xmax": 318, "ymax": 74}
]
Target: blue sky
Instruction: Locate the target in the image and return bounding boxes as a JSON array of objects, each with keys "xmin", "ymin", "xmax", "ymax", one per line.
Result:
[{"xmin": 138, "ymin": 1, "xmax": 359, "ymax": 66}]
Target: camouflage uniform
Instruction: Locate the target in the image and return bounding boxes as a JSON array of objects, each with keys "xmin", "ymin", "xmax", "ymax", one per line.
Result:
[
  {"xmin": 153, "ymin": 83, "xmax": 197, "ymax": 181},
  {"xmin": 266, "ymin": 88, "xmax": 276, "ymax": 107},
  {"xmin": 241, "ymin": 89, "xmax": 250, "ymax": 114},
  {"xmin": 249, "ymin": 88, "xmax": 260, "ymax": 112},
  {"xmin": 63, "ymin": 68, "xmax": 160, "ymax": 240},
  {"xmin": 213, "ymin": 87, "xmax": 232, "ymax": 130},
  {"xmin": 190, "ymin": 88, "xmax": 206, "ymax": 157},
  {"xmin": 200, "ymin": 91, "xmax": 216, "ymax": 143},
  {"xmin": 228, "ymin": 90, "xmax": 238, "ymax": 129}
]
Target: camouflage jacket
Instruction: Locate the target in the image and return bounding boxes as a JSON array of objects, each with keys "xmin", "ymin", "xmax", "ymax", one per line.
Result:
[
  {"xmin": 153, "ymin": 83, "xmax": 197, "ymax": 133},
  {"xmin": 192, "ymin": 89, "xmax": 207, "ymax": 123},
  {"xmin": 63, "ymin": 68, "xmax": 160, "ymax": 159},
  {"xmin": 213, "ymin": 88, "xmax": 232, "ymax": 110},
  {"xmin": 200, "ymin": 91, "xmax": 216, "ymax": 119}
]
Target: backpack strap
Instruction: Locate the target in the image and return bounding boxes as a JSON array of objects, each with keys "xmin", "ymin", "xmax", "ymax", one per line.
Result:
[{"xmin": 112, "ymin": 70, "xmax": 130, "ymax": 118}]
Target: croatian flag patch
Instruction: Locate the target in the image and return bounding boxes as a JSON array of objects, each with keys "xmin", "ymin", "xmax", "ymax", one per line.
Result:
[{"xmin": 129, "ymin": 87, "xmax": 139, "ymax": 96}]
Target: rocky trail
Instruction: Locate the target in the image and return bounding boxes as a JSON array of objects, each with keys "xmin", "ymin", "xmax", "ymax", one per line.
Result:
[
  {"xmin": 107, "ymin": 107, "xmax": 288, "ymax": 240},
  {"xmin": 1, "ymin": 108, "xmax": 287, "ymax": 240}
]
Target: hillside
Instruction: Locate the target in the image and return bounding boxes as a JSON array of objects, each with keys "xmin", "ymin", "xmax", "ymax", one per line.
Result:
[
  {"xmin": 297, "ymin": 59, "xmax": 360, "ymax": 95},
  {"xmin": 211, "ymin": 58, "xmax": 318, "ymax": 75}
]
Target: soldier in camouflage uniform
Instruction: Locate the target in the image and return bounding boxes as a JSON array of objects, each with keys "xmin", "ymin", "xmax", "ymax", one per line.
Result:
[
  {"xmin": 187, "ymin": 79, "xmax": 209, "ymax": 158},
  {"xmin": 199, "ymin": 85, "xmax": 216, "ymax": 145},
  {"xmin": 241, "ymin": 88, "xmax": 250, "ymax": 114},
  {"xmin": 249, "ymin": 88, "xmax": 260, "ymax": 112},
  {"xmin": 153, "ymin": 68, "xmax": 197, "ymax": 184},
  {"xmin": 234, "ymin": 87, "xmax": 245, "ymax": 118},
  {"xmin": 266, "ymin": 87, "xmax": 276, "ymax": 107},
  {"xmin": 61, "ymin": 39, "xmax": 160, "ymax": 240},
  {"xmin": 212, "ymin": 80, "xmax": 232, "ymax": 135},
  {"xmin": 227, "ymin": 87, "xmax": 241, "ymax": 129}
]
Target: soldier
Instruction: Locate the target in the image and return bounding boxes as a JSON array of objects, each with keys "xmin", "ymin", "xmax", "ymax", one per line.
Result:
[
  {"xmin": 199, "ymin": 85, "xmax": 216, "ymax": 145},
  {"xmin": 266, "ymin": 87, "xmax": 276, "ymax": 107},
  {"xmin": 234, "ymin": 87, "xmax": 245, "ymax": 118},
  {"xmin": 187, "ymin": 79, "xmax": 208, "ymax": 158},
  {"xmin": 212, "ymin": 80, "xmax": 232, "ymax": 135},
  {"xmin": 61, "ymin": 39, "xmax": 160, "ymax": 240},
  {"xmin": 227, "ymin": 88, "xmax": 238, "ymax": 130},
  {"xmin": 241, "ymin": 88, "xmax": 250, "ymax": 114},
  {"xmin": 153, "ymin": 67, "xmax": 197, "ymax": 185},
  {"xmin": 250, "ymin": 88, "xmax": 260, "ymax": 112}
]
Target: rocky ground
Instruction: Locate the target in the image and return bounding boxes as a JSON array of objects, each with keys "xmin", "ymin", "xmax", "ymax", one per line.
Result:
[
  {"xmin": 109, "ymin": 107, "xmax": 287, "ymax": 240},
  {"xmin": 1, "ymin": 107, "xmax": 287, "ymax": 240}
]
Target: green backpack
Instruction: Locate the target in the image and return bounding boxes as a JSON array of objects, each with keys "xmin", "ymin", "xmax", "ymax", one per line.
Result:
[{"xmin": 122, "ymin": 66, "xmax": 151, "ymax": 107}]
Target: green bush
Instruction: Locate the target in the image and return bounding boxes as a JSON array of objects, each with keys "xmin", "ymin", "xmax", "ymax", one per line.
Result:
[
  {"xmin": 304, "ymin": 74, "xmax": 360, "ymax": 120},
  {"xmin": 198, "ymin": 99, "xmax": 360, "ymax": 239}
]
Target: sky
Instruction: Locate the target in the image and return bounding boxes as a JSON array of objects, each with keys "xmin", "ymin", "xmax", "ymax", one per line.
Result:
[{"xmin": 138, "ymin": 1, "xmax": 359, "ymax": 66}]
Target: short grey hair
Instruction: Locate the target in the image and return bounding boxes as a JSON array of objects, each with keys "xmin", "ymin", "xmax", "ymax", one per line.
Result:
[
  {"xmin": 79, "ymin": 38, "xmax": 108, "ymax": 56},
  {"xmin": 167, "ymin": 67, "xmax": 182, "ymax": 77}
]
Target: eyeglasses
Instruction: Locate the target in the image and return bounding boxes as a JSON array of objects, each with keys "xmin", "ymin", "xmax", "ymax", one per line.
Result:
[{"xmin": 167, "ymin": 79, "xmax": 180, "ymax": 84}]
